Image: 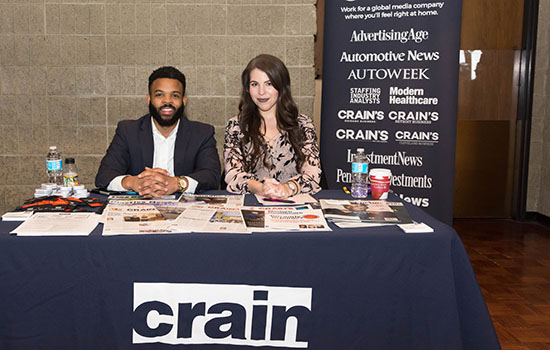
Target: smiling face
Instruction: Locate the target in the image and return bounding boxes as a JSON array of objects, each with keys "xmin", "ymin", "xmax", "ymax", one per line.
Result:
[
  {"xmin": 147, "ymin": 78, "xmax": 186, "ymax": 127},
  {"xmin": 248, "ymin": 68, "xmax": 279, "ymax": 117}
]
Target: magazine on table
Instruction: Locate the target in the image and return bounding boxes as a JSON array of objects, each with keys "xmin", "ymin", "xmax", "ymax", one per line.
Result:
[
  {"xmin": 170, "ymin": 205, "xmax": 249, "ymax": 234},
  {"xmin": 385, "ymin": 201, "xmax": 413, "ymax": 224},
  {"xmin": 144, "ymin": 200, "xmax": 193, "ymax": 220},
  {"xmin": 201, "ymin": 205, "xmax": 249, "ymax": 234},
  {"xmin": 265, "ymin": 205, "xmax": 330, "ymax": 231},
  {"xmin": 333, "ymin": 221, "xmax": 390, "ymax": 229},
  {"xmin": 107, "ymin": 194, "xmax": 176, "ymax": 201},
  {"xmin": 241, "ymin": 205, "xmax": 331, "ymax": 232},
  {"xmin": 241, "ymin": 208, "xmax": 268, "ymax": 231},
  {"xmin": 169, "ymin": 205, "xmax": 216, "ymax": 232},
  {"xmin": 320, "ymin": 199, "xmax": 412, "ymax": 224},
  {"xmin": 102, "ymin": 219, "xmax": 175, "ymax": 235},
  {"xmin": 241, "ymin": 206, "xmax": 293, "ymax": 232},
  {"xmin": 121, "ymin": 204, "xmax": 166, "ymax": 222},
  {"xmin": 331, "ymin": 201, "xmax": 414, "ymax": 228},
  {"xmin": 101, "ymin": 199, "xmax": 192, "ymax": 222},
  {"xmin": 178, "ymin": 194, "xmax": 244, "ymax": 206},
  {"xmin": 255, "ymin": 193, "xmax": 318, "ymax": 205},
  {"xmin": 102, "ymin": 204, "xmax": 177, "ymax": 235},
  {"xmin": 102, "ymin": 204, "xmax": 165, "ymax": 222}
]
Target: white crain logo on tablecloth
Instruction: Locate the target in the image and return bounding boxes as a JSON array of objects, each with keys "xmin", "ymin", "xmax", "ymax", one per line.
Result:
[{"xmin": 133, "ymin": 283, "xmax": 312, "ymax": 348}]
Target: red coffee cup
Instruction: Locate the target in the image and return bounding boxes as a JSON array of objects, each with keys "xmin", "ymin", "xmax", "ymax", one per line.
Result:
[{"xmin": 369, "ymin": 168, "xmax": 392, "ymax": 200}]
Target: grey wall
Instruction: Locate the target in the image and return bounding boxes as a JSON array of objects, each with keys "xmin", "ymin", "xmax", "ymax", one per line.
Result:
[
  {"xmin": 527, "ymin": 0, "xmax": 550, "ymax": 217},
  {"xmin": 1, "ymin": 0, "xmax": 548, "ymax": 218},
  {"xmin": 0, "ymin": 0, "xmax": 317, "ymax": 213}
]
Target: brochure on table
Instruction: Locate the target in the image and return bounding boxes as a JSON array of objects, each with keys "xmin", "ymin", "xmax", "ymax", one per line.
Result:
[{"xmin": 11, "ymin": 212, "xmax": 100, "ymax": 236}]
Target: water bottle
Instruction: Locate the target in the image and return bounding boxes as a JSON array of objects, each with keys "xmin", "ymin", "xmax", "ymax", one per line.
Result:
[
  {"xmin": 351, "ymin": 148, "xmax": 369, "ymax": 198},
  {"xmin": 63, "ymin": 157, "xmax": 79, "ymax": 186},
  {"xmin": 46, "ymin": 146, "xmax": 63, "ymax": 185}
]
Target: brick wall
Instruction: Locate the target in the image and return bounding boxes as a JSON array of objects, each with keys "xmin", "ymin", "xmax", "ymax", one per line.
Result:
[{"xmin": 0, "ymin": 0, "xmax": 317, "ymax": 213}]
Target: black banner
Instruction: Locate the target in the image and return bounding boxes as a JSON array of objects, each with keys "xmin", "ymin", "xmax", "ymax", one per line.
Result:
[{"xmin": 320, "ymin": 0, "xmax": 463, "ymax": 224}]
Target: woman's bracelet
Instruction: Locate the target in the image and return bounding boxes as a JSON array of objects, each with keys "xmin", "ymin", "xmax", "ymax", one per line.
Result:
[{"xmin": 287, "ymin": 180, "xmax": 300, "ymax": 196}]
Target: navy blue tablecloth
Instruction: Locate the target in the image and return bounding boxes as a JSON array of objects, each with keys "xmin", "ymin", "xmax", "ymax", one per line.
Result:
[{"xmin": 0, "ymin": 191, "xmax": 500, "ymax": 349}]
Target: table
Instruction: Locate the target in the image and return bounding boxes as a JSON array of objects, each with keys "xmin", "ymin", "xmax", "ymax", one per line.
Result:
[{"xmin": 0, "ymin": 191, "xmax": 500, "ymax": 350}]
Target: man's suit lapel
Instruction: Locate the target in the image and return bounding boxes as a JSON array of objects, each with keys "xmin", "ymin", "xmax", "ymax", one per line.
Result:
[
  {"xmin": 139, "ymin": 115, "xmax": 154, "ymax": 168},
  {"xmin": 174, "ymin": 116, "xmax": 190, "ymax": 175}
]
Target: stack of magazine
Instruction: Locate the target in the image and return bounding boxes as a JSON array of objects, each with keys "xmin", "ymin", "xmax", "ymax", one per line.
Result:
[
  {"xmin": 101, "ymin": 194, "xmax": 247, "ymax": 235},
  {"xmin": 100, "ymin": 194, "xmax": 331, "ymax": 235},
  {"xmin": 319, "ymin": 199, "xmax": 413, "ymax": 228}
]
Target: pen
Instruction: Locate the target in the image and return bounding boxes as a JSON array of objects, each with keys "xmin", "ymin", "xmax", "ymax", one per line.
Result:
[
  {"xmin": 342, "ymin": 186, "xmax": 351, "ymax": 194},
  {"xmin": 91, "ymin": 188, "xmax": 113, "ymax": 196},
  {"xmin": 91, "ymin": 189, "xmax": 136, "ymax": 196},
  {"xmin": 263, "ymin": 198, "xmax": 296, "ymax": 204}
]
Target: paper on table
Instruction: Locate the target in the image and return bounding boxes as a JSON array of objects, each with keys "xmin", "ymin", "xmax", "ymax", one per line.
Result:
[
  {"xmin": 264, "ymin": 206, "xmax": 331, "ymax": 231},
  {"xmin": 12, "ymin": 212, "xmax": 99, "ymax": 236},
  {"xmin": 333, "ymin": 222, "xmax": 389, "ymax": 228},
  {"xmin": 99, "ymin": 200, "xmax": 195, "ymax": 225},
  {"xmin": 255, "ymin": 193, "xmax": 317, "ymax": 205},
  {"xmin": 169, "ymin": 205, "xmax": 250, "ymax": 234},
  {"xmin": 102, "ymin": 218, "xmax": 174, "ymax": 236},
  {"xmin": 398, "ymin": 222, "xmax": 434, "ymax": 233},
  {"xmin": 178, "ymin": 194, "xmax": 245, "ymax": 206},
  {"xmin": 168, "ymin": 206, "xmax": 216, "ymax": 232},
  {"xmin": 201, "ymin": 206, "xmax": 249, "ymax": 234},
  {"xmin": 241, "ymin": 205, "xmax": 331, "ymax": 232},
  {"xmin": 101, "ymin": 204, "xmax": 177, "ymax": 236},
  {"xmin": 2, "ymin": 211, "xmax": 34, "ymax": 222}
]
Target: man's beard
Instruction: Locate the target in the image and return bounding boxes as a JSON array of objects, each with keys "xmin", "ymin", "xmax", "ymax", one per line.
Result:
[{"xmin": 149, "ymin": 102, "xmax": 184, "ymax": 127}]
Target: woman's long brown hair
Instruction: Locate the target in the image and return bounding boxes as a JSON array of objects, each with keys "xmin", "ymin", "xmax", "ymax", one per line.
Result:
[{"xmin": 238, "ymin": 54, "xmax": 306, "ymax": 172}]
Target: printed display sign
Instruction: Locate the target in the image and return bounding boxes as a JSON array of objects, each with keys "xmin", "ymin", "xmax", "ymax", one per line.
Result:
[
  {"xmin": 320, "ymin": 0, "xmax": 463, "ymax": 223},
  {"xmin": 133, "ymin": 283, "xmax": 312, "ymax": 348}
]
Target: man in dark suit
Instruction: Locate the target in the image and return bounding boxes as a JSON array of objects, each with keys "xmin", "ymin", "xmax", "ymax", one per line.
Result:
[{"xmin": 95, "ymin": 66, "xmax": 221, "ymax": 198}]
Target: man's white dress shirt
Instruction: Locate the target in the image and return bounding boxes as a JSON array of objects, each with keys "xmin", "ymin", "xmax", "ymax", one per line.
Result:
[{"xmin": 107, "ymin": 118, "xmax": 198, "ymax": 193}]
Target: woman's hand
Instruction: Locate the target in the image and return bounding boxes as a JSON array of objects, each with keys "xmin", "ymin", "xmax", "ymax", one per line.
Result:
[
  {"xmin": 248, "ymin": 178, "xmax": 292, "ymax": 199},
  {"xmin": 262, "ymin": 178, "xmax": 293, "ymax": 199}
]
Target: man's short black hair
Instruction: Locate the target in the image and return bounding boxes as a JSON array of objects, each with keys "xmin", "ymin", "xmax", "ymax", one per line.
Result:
[{"xmin": 148, "ymin": 66, "xmax": 186, "ymax": 95}]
